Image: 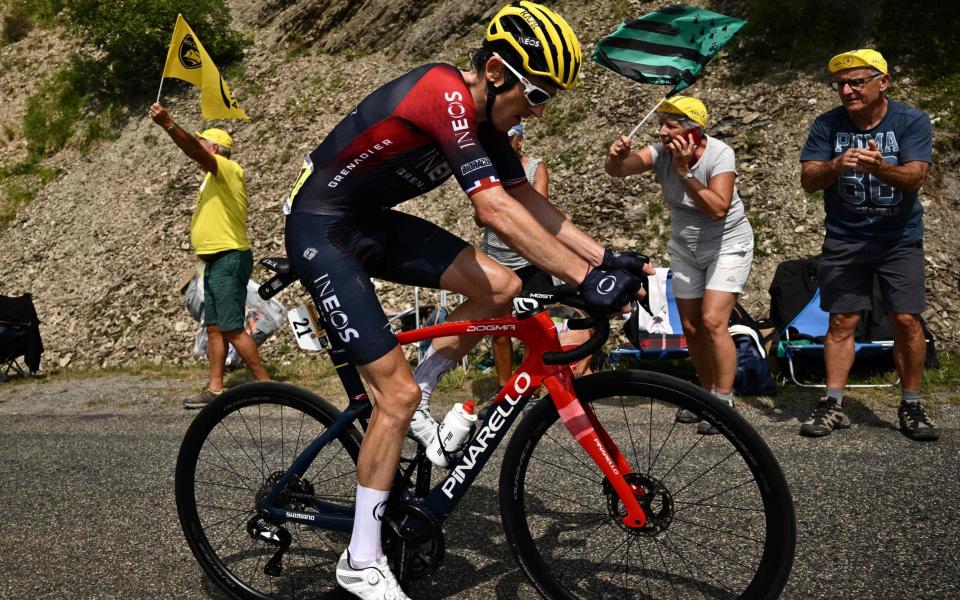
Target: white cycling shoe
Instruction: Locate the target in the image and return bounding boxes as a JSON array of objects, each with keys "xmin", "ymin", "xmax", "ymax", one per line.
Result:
[
  {"xmin": 406, "ymin": 406, "xmax": 437, "ymax": 448},
  {"xmin": 336, "ymin": 550, "xmax": 410, "ymax": 600}
]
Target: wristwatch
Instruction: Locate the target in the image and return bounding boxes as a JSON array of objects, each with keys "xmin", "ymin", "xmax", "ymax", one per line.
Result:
[{"xmin": 683, "ymin": 171, "xmax": 695, "ymax": 181}]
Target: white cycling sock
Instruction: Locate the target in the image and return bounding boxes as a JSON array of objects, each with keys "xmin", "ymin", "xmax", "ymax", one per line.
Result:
[
  {"xmin": 413, "ymin": 345, "xmax": 456, "ymax": 410},
  {"xmin": 347, "ymin": 484, "xmax": 389, "ymax": 568}
]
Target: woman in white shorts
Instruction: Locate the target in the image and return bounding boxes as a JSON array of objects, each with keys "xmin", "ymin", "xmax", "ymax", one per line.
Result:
[{"xmin": 605, "ymin": 95, "xmax": 754, "ymax": 434}]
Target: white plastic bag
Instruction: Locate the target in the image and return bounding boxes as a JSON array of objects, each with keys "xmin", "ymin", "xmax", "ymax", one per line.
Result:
[{"xmin": 185, "ymin": 273, "xmax": 286, "ymax": 366}]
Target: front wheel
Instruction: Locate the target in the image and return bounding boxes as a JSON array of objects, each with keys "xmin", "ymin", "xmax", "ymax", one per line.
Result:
[
  {"xmin": 175, "ymin": 382, "xmax": 363, "ymax": 600},
  {"xmin": 499, "ymin": 370, "xmax": 795, "ymax": 599}
]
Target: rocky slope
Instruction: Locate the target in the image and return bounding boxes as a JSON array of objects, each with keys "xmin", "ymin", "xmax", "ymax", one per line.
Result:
[{"xmin": 0, "ymin": 0, "xmax": 957, "ymax": 371}]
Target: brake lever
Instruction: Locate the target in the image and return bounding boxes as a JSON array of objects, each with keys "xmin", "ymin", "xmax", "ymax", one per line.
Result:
[{"xmin": 637, "ymin": 274, "xmax": 653, "ymax": 317}]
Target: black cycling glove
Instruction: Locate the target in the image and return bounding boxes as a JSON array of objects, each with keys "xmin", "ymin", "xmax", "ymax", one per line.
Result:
[
  {"xmin": 578, "ymin": 267, "xmax": 643, "ymax": 315},
  {"xmin": 600, "ymin": 249, "xmax": 650, "ymax": 273},
  {"xmin": 599, "ymin": 249, "xmax": 653, "ymax": 316}
]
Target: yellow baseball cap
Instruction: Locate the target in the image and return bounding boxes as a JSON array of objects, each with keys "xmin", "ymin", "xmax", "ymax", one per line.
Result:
[
  {"xmin": 658, "ymin": 95, "xmax": 708, "ymax": 128},
  {"xmin": 194, "ymin": 128, "xmax": 233, "ymax": 150},
  {"xmin": 828, "ymin": 49, "xmax": 888, "ymax": 74}
]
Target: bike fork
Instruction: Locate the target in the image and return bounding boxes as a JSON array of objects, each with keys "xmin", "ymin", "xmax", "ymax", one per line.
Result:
[{"xmin": 543, "ymin": 372, "xmax": 648, "ymax": 529}]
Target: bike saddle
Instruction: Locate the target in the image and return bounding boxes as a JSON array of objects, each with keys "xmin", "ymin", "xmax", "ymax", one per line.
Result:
[
  {"xmin": 258, "ymin": 257, "xmax": 297, "ymax": 300},
  {"xmin": 259, "ymin": 257, "xmax": 291, "ymax": 275}
]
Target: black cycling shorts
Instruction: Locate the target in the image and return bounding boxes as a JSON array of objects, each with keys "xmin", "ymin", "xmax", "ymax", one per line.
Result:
[{"xmin": 285, "ymin": 210, "xmax": 469, "ymax": 365}]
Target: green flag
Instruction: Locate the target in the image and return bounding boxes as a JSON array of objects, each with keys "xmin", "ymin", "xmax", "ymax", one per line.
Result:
[{"xmin": 593, "ymin": 4, "xmax": 746, "ymax": 95}]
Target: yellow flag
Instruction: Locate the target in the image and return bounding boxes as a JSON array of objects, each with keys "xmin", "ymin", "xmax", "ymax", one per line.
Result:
[{"xmin": 161, "ymin": 14, "xmax": 248, "ymax": 121}]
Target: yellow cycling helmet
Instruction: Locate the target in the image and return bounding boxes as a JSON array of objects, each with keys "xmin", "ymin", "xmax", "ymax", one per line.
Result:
[{"xmin": 485, "ymin": 1, "xmax": 582, "ymax": 91}]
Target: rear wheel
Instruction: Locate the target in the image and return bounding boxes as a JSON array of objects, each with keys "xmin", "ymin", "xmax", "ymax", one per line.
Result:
[
  {"xmin": 499, "ymin": 370, "xmax": 795, "ymax": 599},
  {"xmin": 175, "ymin": 382, "xmax": 362, "ymax": 599}
]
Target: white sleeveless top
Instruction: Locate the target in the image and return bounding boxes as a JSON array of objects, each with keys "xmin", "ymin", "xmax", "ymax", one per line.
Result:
[{"xmin": 480, "ymin": 157, "xmax": 541, "ymax": 269}]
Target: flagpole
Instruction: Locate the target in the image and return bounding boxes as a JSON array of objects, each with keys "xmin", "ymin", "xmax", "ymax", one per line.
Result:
[
  {"xmin": 156, "ymin": 76, "xmax": 165, "ymax": 104},
  {"xmin": 626, "ymin": 98, "xmax": 665, "ymax": 141}
]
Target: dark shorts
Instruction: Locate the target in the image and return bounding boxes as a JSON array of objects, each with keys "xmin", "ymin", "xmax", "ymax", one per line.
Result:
[
  {"xmin": 285, "ymin": 210, "xmax": 469, "ymax": 365},
  {"xmin": 514, "ymin": 264, "xmax": 557, "ymax": 294},
  {"xmin": 203, "ymin": 249, "xmax": 253, "ymax": 332},
  {"xmin": 818, "ymin": 237, "xmax": 926, "ymax": 314}
]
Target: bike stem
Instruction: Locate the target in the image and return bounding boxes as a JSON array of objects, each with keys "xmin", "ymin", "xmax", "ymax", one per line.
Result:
[{"xmin": 542, "ymin": 370, "xmax": 649, "ymax": 529}]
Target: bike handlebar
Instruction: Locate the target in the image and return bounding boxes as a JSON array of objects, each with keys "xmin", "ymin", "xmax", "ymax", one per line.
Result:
[
  {"xmin": 536, "ymin": 257, "xmax": 651, "ymax": 366},
  {"xmin": 540, "ymin": 287, "xmax": 611, "ymax": 366}
]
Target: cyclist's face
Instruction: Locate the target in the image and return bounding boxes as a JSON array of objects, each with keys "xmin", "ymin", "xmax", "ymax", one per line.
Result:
[{"xmin": 487, "ymin": 59, "xmax": 557, "ymax": 132}]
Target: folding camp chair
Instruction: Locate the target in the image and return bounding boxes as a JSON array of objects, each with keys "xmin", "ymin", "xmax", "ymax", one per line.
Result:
[
  {"xmin": 0, "ymin": 293, "xmax": 43, "ymax": 380},
  {"xmin": 610, "ymin": 268, "xmax": 690, "ymax": 365},
  {"xmin": 780, "ymin": 289, "xmax": 896, "ymax": 388}
]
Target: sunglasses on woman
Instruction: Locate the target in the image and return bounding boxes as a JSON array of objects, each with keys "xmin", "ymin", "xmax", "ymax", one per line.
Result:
[{"xmin": 494, "ymin": 53, "xmax": 556, "ymax": 106}]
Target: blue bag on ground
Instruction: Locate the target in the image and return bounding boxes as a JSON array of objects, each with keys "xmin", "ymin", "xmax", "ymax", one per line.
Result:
[{"xmin": 729, "ymin": 324, "xmax": 776, "ymax": 396}]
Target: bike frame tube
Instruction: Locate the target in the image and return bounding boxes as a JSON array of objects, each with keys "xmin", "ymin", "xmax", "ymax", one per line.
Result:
[
  {"xmin": 397, "ymin": 312, "xmax": 646, "ymax": 527},
  {"xmin": 265, "ymin": 308, "xmax": 647, "ymax": 529},
  {"xmin": 261, "ymin": 398, "xmax": 371, "ymax": 531}
]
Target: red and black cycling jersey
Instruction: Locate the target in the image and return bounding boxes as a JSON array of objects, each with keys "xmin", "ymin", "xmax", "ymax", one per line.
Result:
[{"xmin": 285, "ymin": 63, "xmax": 527, "ymax": 216}]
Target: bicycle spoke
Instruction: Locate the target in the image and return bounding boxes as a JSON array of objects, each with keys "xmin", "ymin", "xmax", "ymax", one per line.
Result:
[
  {"xmin": 653, "ymin": 537, "xmax": 680, "ymax": 599},
  {"xmin": 670, "ymin": 514, "xmax": 765, "ymax": 545},
  {"xmin": 179, "ymin": 388, "xmax": 364, "ymax": 600},
  {"xmin": 504, "ymin": 375, "xmax": 794, "ymax": 600},
  {"xmin": 670, "ymin": 449, "xmax": 738, "ymax": 497},
  {"xmin": 596, "ymin": 534, "xmax": 633, "ymax": 599},
  {"xmin": 674, "ymin": 478, "xmax": 762, "ymax": 514},
  {"xmin": 524, "ymin": 480, "xmax": 606, "ymax": 515},
  {"xmin": 529, "ymin": 453, "xmax": 602, "ymax": 486},
  {"xmin": 541, "ymin": 429, "xmax": 602, "ymax": 479},
  {"xmin": 669, "ymin": 527, "xmax": 758, "ymax": 575}
]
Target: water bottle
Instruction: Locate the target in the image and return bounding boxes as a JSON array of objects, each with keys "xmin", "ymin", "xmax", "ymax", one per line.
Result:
[{"xmin": 425, "ymin": 400, "xmax": 477, "ymax": 468}]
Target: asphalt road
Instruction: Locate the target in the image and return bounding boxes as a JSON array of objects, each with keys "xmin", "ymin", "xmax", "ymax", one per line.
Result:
[{"xmin": 1, "ymin": 375, "xmax": 958, "ymax": 599}]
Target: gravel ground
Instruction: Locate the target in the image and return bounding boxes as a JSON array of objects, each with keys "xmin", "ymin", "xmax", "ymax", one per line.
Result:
[{"xmin": 1, "ymin": 374, "xmax": 958, "ymax": 599}]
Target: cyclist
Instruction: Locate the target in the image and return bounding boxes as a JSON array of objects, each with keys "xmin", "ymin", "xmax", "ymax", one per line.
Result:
[{"xmin": 282, "ymin": 3, "xmax": 650, "ymax": 597}]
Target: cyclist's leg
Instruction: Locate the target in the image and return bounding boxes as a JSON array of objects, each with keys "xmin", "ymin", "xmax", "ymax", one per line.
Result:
[
  {"xmin": 369, "ymin": 211, "xmax": 521, "ymax": 406},
  {"xmin": 286, "ymin": 213, "xmax": 419, "ymax": 575},
  {"xmin": 351, "ymin": 346, "xmax": 422, "ymax": 564}
]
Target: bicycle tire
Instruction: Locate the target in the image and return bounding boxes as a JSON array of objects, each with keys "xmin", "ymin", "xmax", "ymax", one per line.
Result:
[
  {"xmin": 499, "ymin": 370, "xmax": 795, "ymax": 599},
  {"xmin": 175, "ymin": 382, "xmax": 363, "ymax": 600}
]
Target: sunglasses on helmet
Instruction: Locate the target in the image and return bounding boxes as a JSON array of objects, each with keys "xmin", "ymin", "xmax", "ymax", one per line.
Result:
[{"xmin": 493, "ymin": 53, "xmax": 556, "ymax": 106}]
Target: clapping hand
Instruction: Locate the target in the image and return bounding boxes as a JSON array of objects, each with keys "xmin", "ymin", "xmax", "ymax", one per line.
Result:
[{"xmin": 836, "ymin": 139, "xmax": 886, "ymax": 175}]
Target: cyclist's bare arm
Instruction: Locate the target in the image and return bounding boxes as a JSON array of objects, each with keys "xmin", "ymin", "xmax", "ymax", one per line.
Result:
[
  {"xmin": 148, "ymin": 103, "xmax": 218, "ymax": 175},
  {"xmin": 508, "ymin": 182, "xmax": 608, "ymax": 266},
  {"xmin": 471, "ymin": 185, "xmax": 596, "ymax": 284}
]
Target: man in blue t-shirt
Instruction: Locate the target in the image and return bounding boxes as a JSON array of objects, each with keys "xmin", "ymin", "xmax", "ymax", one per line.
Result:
[{"xmin": 798, "ymin": 48, "xmax": 936, "ymax": 441}]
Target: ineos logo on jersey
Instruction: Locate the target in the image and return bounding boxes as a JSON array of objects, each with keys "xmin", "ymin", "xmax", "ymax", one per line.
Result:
[
  {"xmin": 444, "ymin": 91, "xmax": 476, "ymax": 149},
  {"xmin": 311, "ymin": 273, "xmax": 359, "ymax": 343},
  {"xmin": 597, "ymin": 276, "xmax": 617, "ymax": 295}
]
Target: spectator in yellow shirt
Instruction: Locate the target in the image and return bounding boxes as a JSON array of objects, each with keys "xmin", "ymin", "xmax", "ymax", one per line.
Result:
[{"xmin": 149, "ymin": 103, "xmax": 269, "ymax": 408}]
